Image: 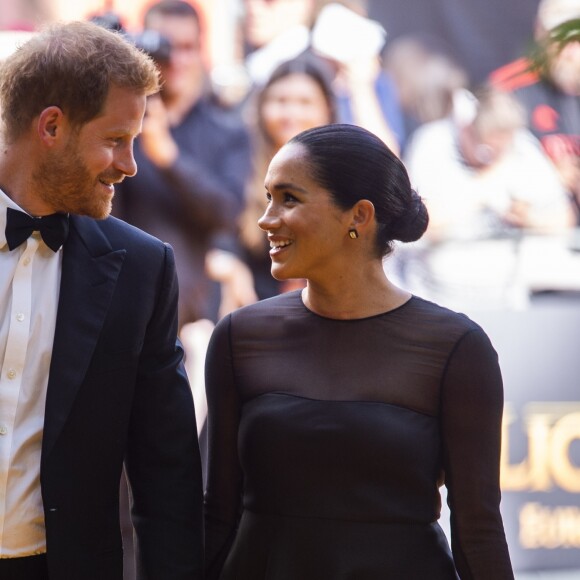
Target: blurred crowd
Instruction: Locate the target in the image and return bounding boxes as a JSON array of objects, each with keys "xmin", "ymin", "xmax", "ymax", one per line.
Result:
[
  {"xmin": 1, "ymin": 0, "xmax": 579, "ymax": 346},
  {"xmin": 1, "ymin": 0, "xmax": 578, "ymax": 321},
  {"xmin": 100, "ymin": 0, "xmax": 579, "ymax": 320}
]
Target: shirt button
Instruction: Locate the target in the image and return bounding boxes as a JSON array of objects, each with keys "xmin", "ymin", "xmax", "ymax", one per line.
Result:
[
  {"xmin": 23, "ymin": 257, "xmax": 31, "ymax": 266},
  {"xmin": 7, "ymin": 369, "xmax": 16, "ymax": 380},
  {"xmin": 16, "ymin": 313, "xmax": 25, "ymax": 322},
  {"xmin": 0, "ymin": 425, "xmax": 7, "ymax": 436}
]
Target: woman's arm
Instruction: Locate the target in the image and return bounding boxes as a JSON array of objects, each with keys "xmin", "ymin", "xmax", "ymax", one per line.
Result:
[
  {"xmin": 440, "ymin": 327, "xmax": 515, "ymax": 579},
  {"xmin": 204, "ymin": 314, "xmax": 244, "ymax": 579}
]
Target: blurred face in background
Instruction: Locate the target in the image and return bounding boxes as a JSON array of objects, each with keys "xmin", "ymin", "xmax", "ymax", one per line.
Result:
[
  {"xmin": 145, "ymin": 13, "xmax": 204, "ymax": 100},
  {"xmin": 459, "ymin": 124, "xmax": 516, "ymax": 169},
  {"xmin": 244, "ymin": 0, "xmax": 314, "ymax": 49},
  {"xmin": 261, "ymin": 72, "xmax": 333, "ymax": 150},
  {"xmin": 457, "ymin": 89, "xmax": 524, "ymax": 169},
  {"xmin": 548, "ymin": 40, "xmax": 580, "ymax": 96}
]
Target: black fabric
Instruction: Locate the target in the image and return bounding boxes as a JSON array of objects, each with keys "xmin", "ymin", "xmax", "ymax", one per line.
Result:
[
  {"xmin": 204, "ymin": 290, "xmax": 514, "ymax": 579},
  {"xmin": 5, "ymin": 208, "xmax": 69, "ymax": 252},
  {"xmin": 513, "ymin": 79, "xmax": 580, "ymax": 158},
  {"xmin": 0, "ymin": 554, "xmax": 49, "ymax": 580},
  {"xmin": 38, "ymin": 215, "xmax": 203, "ymax": 579}
]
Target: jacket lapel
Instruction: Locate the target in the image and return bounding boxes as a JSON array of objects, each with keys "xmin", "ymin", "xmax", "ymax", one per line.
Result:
[{"xmin": 42, "ymin": 216, "xmax": 126, "ymax": 460}]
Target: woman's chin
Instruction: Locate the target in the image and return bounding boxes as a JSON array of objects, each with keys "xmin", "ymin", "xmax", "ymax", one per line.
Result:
[{"xmin": 271, "ymin": 267, "xmax": 294, "ymax": 282}]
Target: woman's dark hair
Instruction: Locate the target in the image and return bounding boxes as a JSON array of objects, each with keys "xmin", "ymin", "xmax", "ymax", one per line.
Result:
[{"xmin": 289, "ymin": 124, "xmax": 429, "ymax": 257}]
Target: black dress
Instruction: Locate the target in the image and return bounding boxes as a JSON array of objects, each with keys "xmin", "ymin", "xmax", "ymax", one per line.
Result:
[{"xmin": 204, "ymin": 291, "xmax": 514, "ymax": 579}]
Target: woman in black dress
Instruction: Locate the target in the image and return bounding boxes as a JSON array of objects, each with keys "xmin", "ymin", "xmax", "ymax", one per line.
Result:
[{"xmin": 204, "ymin": 123, "xmax": 514, "ymax": 579}]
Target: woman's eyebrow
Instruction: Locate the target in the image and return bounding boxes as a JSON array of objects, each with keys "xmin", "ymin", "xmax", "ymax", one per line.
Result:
[{"xmin": 268, "ymin": 182, "xmax": 309, "ymax": 194}]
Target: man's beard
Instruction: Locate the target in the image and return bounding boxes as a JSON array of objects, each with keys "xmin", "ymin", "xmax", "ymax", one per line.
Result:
[{"xmin": 32, "ymin": 145, "xmax": 115, "ymax": 219}]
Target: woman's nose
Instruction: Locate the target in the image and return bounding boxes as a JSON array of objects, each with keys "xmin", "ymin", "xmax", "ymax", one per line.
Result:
[{"xmin": 257, "ymin": 205, "xmax": 280, "ymax": 231}]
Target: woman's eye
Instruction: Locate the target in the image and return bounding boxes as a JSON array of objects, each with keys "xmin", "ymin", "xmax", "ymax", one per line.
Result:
[{"xmin": 284, "ymin": 193, "xmax": 298, "ymax": 203}]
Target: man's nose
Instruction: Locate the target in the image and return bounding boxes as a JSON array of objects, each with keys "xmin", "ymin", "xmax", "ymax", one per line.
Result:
[{"xmin": 115, "ymin": 146, "xmax": 138, "ymax": 177}]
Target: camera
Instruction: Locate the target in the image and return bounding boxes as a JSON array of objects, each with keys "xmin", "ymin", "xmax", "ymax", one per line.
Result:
[
  {"xmin": 89, "ymin": 11, "xmax": 124, "ymax": 33},
  {"xmin": 132, "ymin": 30, "xmax": 172, "ymax": 64},
  {"xmin": 89, "ymin": 11, "xmax": 172, "ymax": 65}
]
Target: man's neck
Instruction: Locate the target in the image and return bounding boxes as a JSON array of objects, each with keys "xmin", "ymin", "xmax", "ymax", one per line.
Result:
[{"xmin": 0, "ymin": 147, "xmax": 52, "ymax": 216}]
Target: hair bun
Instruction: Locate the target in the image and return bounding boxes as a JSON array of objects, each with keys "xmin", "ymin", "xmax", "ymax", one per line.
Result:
[{"xmin": 393, "ymin": 191, "xmax": 429, "ymax": 243}]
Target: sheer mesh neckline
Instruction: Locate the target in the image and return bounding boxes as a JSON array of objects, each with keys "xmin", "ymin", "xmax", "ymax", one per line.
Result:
[{"xmin": 297, "ymin": 290, "xmax": 416, "ymax": 322}]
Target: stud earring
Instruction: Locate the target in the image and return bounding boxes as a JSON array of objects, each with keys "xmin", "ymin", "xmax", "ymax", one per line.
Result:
[{"xmin": 348, "ymin": 229, "xmax": 359, "ymax": 239}]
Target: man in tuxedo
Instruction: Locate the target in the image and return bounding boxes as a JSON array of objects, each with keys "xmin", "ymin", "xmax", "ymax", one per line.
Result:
[{"xmin": 0, "ymin": 20, "xmax": 203, "ymax": 579}]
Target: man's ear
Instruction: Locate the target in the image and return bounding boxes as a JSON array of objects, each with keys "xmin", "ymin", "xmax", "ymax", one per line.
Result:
[{"xmin": 37, "ymin": 106, "xmax": 64, "ymax": 144}]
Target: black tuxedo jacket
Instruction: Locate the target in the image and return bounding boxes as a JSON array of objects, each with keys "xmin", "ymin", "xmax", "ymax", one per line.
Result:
[{"xmin": 39, "ymin": 215, "xmax": 203, "ymax": 579}]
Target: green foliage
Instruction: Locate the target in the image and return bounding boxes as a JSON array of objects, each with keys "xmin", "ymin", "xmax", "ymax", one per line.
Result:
[{"xmin": 529, "ymin": 18, "xmax": 580, "ymax": 76}]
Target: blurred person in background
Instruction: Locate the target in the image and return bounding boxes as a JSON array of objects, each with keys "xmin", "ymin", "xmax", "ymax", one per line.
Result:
[
  {"xmin": 111, "ymin": 0, "xmax": 252, "ymax": 497},
  {"xmin": 236, "ymin": 0, "xmax": 403, "ymax": 153},
  {"xmin": 241, "ymin": 0, "xmax": 317, "ymax": 86},
  {"xmin": 113, "ymin": 0, "xmax": 252, "ymax": 328},
  {"xmin": 309, "ymin": 0, "xmax": 403, "ymax": 154},
  {"xmin": 383, "ymin": 35, "xmax": 469, "ymax": 152},
  {"xmin": 490, "ymin": 0, "xmax": 579, "ymax": 220},
  {"xmin": 401, "ymin": 85, "xmax": 574, "ymax": 312}
]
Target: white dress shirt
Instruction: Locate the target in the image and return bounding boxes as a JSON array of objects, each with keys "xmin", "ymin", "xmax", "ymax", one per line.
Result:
[{"xmin": 0, "ymin": 189, "xmax": 62, "ymax": 557}]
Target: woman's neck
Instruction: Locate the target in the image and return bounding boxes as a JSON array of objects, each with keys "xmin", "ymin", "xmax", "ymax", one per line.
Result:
[{"xmin": 301, "ymin": 265, "xmax": 411, "ymax": 320}]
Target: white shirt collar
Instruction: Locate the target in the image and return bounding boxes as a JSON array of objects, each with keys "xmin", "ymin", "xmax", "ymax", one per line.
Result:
[{"xmin": 0, "ymin": 188, "xmax": 26, "ymax": 251}]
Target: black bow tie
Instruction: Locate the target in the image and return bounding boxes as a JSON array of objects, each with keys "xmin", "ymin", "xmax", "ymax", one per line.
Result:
[{"xmin": 5, "ymin": 207, "xmax": 69, "ymax": 252}]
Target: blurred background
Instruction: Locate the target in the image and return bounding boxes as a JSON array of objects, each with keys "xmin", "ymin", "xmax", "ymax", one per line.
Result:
[
  {"xmin": 1, "ymin": 1, "xmax": 578, "ymax": 578},
  {"xmin": 0, "ymin": 0, "xmax": 547, "ymax": 86}
]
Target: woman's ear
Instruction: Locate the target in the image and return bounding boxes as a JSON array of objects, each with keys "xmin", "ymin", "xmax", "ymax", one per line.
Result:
[
  {"xmin": 37, "ymin": 106, "xmax": 64, "ymax": 144},
  {"xmin": 350, "ymin": 199, "xmax": 375, "ymax": 231}
]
